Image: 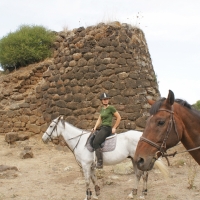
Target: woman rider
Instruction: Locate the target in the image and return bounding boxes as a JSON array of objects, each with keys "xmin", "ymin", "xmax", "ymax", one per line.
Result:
[{"xmin": 92, "ymin": 93, "xmax": 121, "ymax": 168}]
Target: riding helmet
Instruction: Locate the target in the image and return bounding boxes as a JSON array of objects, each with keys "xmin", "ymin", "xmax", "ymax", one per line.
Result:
[{"xmin": 99, "ymin": 93, "xmax": 111, "ymax": 100}]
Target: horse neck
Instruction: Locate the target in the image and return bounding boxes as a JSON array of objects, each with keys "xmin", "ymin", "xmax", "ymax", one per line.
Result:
[
  {"xmin": 60, "ymin": 121, "xmax": 85, "ymax": 150},
  {"xmin": 175, "ymin": 105, "xmax": 200, "ymax": 164}
]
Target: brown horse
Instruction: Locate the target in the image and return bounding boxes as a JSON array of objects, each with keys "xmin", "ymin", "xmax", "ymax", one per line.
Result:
[{"xmin": 134, "ymin": 90, "xmax": 200, "ymax": 171}]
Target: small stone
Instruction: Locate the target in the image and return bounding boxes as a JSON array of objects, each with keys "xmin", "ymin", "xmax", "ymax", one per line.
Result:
[
  {"xmin": 0, "ymin": 165, "xmax": 19, "ymax": 172},
  {"xmin": 5, "ymin": 132, "xmax": 18, "ymax": 143},
  {"xmin": 20, "ymin": 146, "xmax": 34, "ymax": 159}
]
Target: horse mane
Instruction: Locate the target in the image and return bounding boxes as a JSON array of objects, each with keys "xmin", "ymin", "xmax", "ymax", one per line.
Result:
[
  {"xmin": 175, "ymin": 99, "xmax": 191, "ymax": 109},
  {"xmin": 60, "ymin": 119, "xmax": 66, "ymax": 128},
  {"xmin": 60, "ymin": 119, "xmax": 88, "ymax": 132},
  {"xmin": 175, "ymin": 99, "xmax": 200, "ymax": 116},
  {"xmin": 149, "ymin": 97, "xmax": 200, "ymax": 117},
  {"xmin": 149, "ymin": 98, "xmax": 166, "ymax": 115}
]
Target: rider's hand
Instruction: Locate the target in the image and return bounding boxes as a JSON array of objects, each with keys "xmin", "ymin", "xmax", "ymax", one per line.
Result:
[
  {"xmin": 112, "ymin": 127, "xmax": 116, "ymax": 134},
  {"xmin": 91, "ymin": 128, "xmax": 95, "ymax": 133}
]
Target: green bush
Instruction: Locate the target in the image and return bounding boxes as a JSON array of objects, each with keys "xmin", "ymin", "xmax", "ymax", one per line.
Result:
[
  {"xmin": 193, "ymin": 100, "xmax": 200, "ymax": 111},
  {"xmin": 0, "ymin": 25, "xmax": 55, "ymax": 71}
]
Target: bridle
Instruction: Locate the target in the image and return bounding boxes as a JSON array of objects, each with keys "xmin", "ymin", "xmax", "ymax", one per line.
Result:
[
  {"xmin": 45, "ymin": 116, "xmax": 88, "ymax": 153},
  {"xmin": 140, "ymin": 108, "xmax": 180, "ymax": 161},
  {"xmin": 140, "ymin": 107, "xmax": 200, "ymax": 165},
  {"xmin": 45, "ymin": 117, "xmax": 89, "ymax": 168},
  {"xmin": 45, "ymin": 119, "xmax": 60, "ymax": 141}
]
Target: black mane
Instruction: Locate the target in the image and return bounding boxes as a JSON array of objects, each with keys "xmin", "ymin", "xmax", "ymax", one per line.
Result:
[
  {"xmin": 149, "ymin": 98, "xmax": 200, "ymax": 116},
  {"xmin": 175, "ymin": 99, "xmax": 191, "ymax": 109},
  {"xmin": 175, "ymin": 99, "xmax": 200, "ymax": 116},
  {"xmin": 149, "ymin": 98, "xmax": 166, "ymax": 115}
]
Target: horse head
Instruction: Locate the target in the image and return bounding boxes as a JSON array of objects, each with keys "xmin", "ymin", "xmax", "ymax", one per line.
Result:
[
  {"xmin": 42, "ymin": 115, "xmax": 64, "ymax": 143},
  {"xmin": 134, "ymin": 90, "xmax": 184, "ymax": 171}
]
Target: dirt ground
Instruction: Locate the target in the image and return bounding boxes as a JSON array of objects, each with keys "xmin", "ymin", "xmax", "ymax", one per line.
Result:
[{"xmin": 0, "ymin": 134, "xmax": 200, "ymax": 200}]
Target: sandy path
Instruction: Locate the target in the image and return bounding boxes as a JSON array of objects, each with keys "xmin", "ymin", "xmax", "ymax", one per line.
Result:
[{"xmin": 0, "ymin": 135, "xmax": 200, "ymax": 200}]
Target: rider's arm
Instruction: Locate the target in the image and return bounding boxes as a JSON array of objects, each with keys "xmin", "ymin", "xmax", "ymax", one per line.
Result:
[
  {"xmin": 93, "ymin": 115, "xmax": 101, "ymax": 131},
  {"xmin": 112, "ymin": 111, "xmax": 121, "ymax": 134}
]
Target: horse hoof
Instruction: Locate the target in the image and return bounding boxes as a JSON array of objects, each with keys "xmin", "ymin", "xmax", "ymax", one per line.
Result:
[
  {"xmin": 84, "ymin": 196, "xmax": 92, "ymax": 200},
  {"xmin": 142, "ymin": 189, "xmax": 147, "ymax": 196},
  {"xmin": 139, "ymin": 195, "xmax": 145, "ymax": 199},
  {"xmin": 95, "ymin": 185, "xmax": 100, "ymax": 196},
  {"xmin": 127, "ymin": 192, "xmax": 134, "ymax": 199},
  {"xmin": 95, "ymin": 191, "xmax": 100, "ymax": 196},
  {"xmin": 93, "ymin": 195, "xmax": 99, "ymax": 199}
]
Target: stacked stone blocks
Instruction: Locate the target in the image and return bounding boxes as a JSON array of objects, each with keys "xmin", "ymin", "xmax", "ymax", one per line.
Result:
[{"xmin": 0, "ymin": 22, "xmax": 160, "ymax": 136}]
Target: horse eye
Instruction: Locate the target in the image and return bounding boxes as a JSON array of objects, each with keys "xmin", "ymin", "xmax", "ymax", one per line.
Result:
[{"xmin": 158, "ymin": 120, "xmax": 165, "ymax": 126}]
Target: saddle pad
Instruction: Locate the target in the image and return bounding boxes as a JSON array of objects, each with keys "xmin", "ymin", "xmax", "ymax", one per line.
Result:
[{"xmin": 86, "ymin": 134, "xmax": 117, "ymax": 152}]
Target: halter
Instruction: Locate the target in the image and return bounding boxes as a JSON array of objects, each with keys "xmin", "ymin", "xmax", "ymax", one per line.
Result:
[{"xmin": 140, "ymin": 108, "xmax": 180, "ymax": 160}]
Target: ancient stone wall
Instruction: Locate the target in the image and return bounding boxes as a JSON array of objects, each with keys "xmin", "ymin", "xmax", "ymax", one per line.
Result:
[
  {"xmin": 0, "ymin": 61, "xmax": 51, "ymax": 135},
  {"xmin": 0, "ymin": 22, "xmax": 160, "ymax": 136}
]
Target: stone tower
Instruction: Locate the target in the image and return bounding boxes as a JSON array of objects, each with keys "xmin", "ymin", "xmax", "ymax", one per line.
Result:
[{"xmin": 40, "ymin": 22, "xmax": 160, "ymax": 133}]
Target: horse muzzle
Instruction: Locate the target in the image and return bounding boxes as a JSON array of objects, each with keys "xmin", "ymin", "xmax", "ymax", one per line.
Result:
[
  {"xmin": 42, "ymin": 134, "xmax": 50, "ymax": 143},
  {"xmin": 136, "ymin": 156, "xmax": 156, "ymax": 171}
]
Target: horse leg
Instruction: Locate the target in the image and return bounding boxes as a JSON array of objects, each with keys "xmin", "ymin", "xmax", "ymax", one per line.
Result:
[
  {"xmin": 90, "ymin": 163, "xmax": 100, "ymax": 199},
  {"xmin": 127, "ymin": 158, "xmax": 142, "ymax": 199},
  {"xmin": 141, "ymin": 171, "xmax": 148, "ymax": 196},
  {"xmin": 82, "ymin": 165, "xmax": 92, "ymax": 200}
]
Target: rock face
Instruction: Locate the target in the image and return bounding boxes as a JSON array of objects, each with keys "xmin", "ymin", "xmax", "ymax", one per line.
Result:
[{"xmin": 0, "ymin": 22, "xmax": 160, "ymax": 136}]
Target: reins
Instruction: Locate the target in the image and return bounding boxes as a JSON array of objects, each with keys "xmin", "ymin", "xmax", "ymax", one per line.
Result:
[
  {"xmin": 64, "ymin": 131, "xmax": 90, "ymax": 168},
  {"xmin": 45, "ymin": 117, "xmax": 91, "ymax": 168},
  {"xmin": 165, "ymin": 145, "xmax": 200, "ymax": 157},
  {"xmin": 63, "ymin": 131, "xmax": 94, "ymax": 170},
  {"xmin": 68, "ymin": 131, "xmax": 89, "ymax": 152}
]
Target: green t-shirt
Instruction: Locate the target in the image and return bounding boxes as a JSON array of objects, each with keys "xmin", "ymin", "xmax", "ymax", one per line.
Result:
[{"xmin": 100, "ymin": 105, "xmax": 117, "ymax": 127}]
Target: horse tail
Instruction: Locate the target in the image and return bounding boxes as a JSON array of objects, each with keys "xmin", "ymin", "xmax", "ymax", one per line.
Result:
[{"xmin": 154, "ymin": 158, "xmax": 169, "ymax": 178}]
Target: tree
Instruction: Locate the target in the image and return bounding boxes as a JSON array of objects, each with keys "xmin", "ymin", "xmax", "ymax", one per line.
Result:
[{"xmin": 0, "ymin": 25, "xmax": 55, "ymax": 71}]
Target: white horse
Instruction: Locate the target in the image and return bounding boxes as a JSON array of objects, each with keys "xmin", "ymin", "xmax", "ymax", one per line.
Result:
[{"xmin": 42, "ymin": 116, "xmax": 168, "ymax": 200}]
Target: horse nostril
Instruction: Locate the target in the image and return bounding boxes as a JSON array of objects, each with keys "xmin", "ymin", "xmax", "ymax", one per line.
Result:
[
  {"xmin": 136, "ymin": 157, "xmax": 145, "ymax": 170},
  {"xmin": 138, "ymin": 157, "xmax": 144, "ymax": 165}
]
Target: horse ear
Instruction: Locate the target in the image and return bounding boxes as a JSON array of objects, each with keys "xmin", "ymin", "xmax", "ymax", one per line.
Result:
[
  {"xmin": 58, "ymin": 115, "xmax": 64, "ymax": 119},
  {"xmin": 167, "ymin": 90, "xmax": 175, "ymax": 105},
  {"xmin": 147, "ymin": 99, "xmax": 155, "ymax": 105}
]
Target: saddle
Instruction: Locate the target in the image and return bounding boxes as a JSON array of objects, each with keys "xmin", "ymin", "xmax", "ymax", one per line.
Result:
[{"xmin": 86, "ymin": 131, "xmax": 117, "ymax": 152}]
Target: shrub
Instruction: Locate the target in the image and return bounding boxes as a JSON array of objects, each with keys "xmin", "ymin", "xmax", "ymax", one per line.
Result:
[
  {"xmin": 0, "ymin": 25, "xmax": 55, "ymax": 71},
  {"xmin": 192, "ymin": 100, "xmax": 200, "ymax": 111}
]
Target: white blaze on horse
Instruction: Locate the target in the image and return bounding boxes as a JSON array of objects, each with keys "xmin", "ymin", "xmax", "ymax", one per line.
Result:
[{"xmin": 42, "ymin": 116, "xmax": 168, "ymax": 200}]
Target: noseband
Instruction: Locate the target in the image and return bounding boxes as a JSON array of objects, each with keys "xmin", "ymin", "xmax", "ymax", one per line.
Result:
[
  {"xmin": 140, "ymin": 108, "xmax": 180, "ymax": 160},
  {"xmin": 45, "ymin": 119, "xmax": 60, "ymax": 141}
]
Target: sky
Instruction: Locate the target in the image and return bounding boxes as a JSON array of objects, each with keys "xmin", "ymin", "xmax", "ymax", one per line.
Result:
[{"xmin": 0, "ymin": 0, "xmax": 200, "ymax": 104}]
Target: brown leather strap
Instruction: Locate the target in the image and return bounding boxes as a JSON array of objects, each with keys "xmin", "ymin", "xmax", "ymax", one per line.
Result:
[{"xmin": 140, "ymin": 136, "xmax": 160, "ymax": 149}]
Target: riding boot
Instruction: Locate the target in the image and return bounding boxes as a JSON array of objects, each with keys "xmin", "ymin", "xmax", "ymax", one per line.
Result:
[{"xmin": 95, "ymin": 148, "xmax": 103, "ymax": 169}]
